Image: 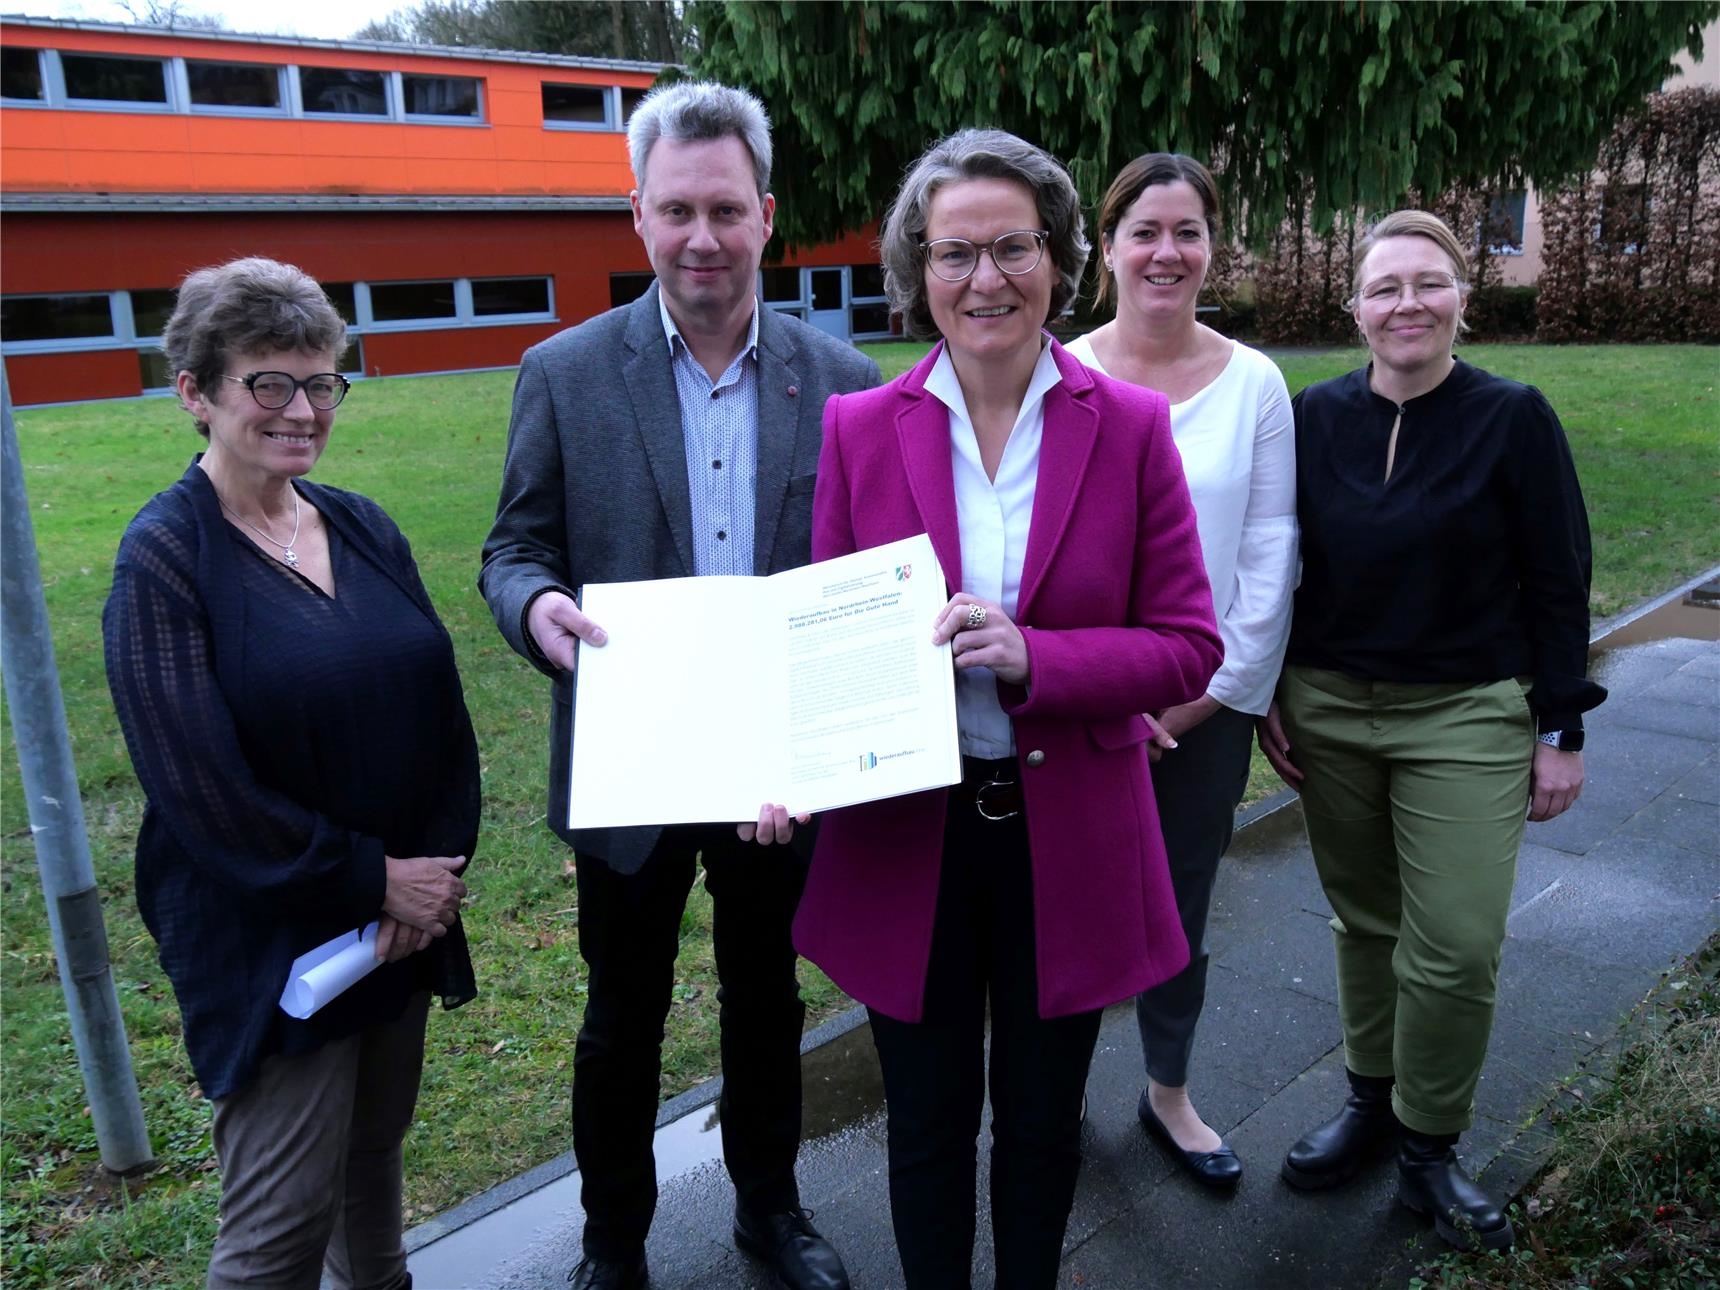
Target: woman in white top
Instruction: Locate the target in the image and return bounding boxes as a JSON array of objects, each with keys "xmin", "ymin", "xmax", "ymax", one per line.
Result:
[{"xmin": 1065, "ymin": 153, "xmax": 1297, "ymax": 1190}]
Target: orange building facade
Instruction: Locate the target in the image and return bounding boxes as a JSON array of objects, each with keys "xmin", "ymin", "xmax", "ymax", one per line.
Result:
[{"xmin": 0, "ymin": 17, "xmax": 890, "ymax": 406}]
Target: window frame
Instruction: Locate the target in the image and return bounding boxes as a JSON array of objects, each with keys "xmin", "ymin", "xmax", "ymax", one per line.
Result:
[
  {"xmin": 355, "ymin": 276, "xmax": 556, "ymax": 333},
  {"xmin": 399, "ymin": 70, "xmax": 485, "ymax": 124},
  {"xmin": 1482, "ymin": 190, "xmax": 1528, "ymax": 258},
  {"xmin": 295, "ymin": 63, "xmax": 393, "ymax": 122},
  {"xmin": 0, "ymin": 45, "xmax": 48, "ymax": 105},
  {"xmin": 0, "ymin": 290, "xmax": 130, "ymax": 353},
  {"xmin": 848, "ymin": 265, "xmax": 893, "ymax": 340},
  {"xmin": 541, "ymin": 81, "xmax": 639, "ymax": 133},
  {"xmin": 180, "ymin": 57, "xmax": 291, "ymax": 118},
  {"xmin": 467, "ymin": 275, "xmax": 555, "ymax": 322},
  {"xmin": 55, "ymin": 49, "xmax": 177, "ymax": 113}
]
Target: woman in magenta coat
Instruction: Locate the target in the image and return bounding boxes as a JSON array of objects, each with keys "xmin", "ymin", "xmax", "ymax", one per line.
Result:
[{"xmin": 789, "ymin": 129, "xmax": 1221, "ymax": 1289}]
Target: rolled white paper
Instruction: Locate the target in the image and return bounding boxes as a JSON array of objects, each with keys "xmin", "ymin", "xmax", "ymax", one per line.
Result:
[{"xmin": 279, "ymin": 921, "xmax": 381, "ymax": 1019}]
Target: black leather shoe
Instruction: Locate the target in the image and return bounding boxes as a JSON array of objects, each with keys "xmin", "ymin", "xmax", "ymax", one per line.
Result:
[
  {"xmin": 1137, "ymin": 1090, "xmax": 1243, "ymax": 1191},
  {"xmin": 733, "ymin": 1205, "xmax": 851, "ymax": 1290},
  {"xmin": 1398, "ymin": 1130, "xmax": 1514, "ymax": 1252},
  {"xmin": 1281, "ymin": 1069, "xmax": 1398, "ymax": 1191},
  {"xmin": 567, "ymin": 1251, "xmax": 649, "ymax": 1290}
]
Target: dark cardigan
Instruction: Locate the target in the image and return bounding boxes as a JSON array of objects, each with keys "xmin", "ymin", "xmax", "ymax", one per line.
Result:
[{"xmin": 104, "ymin": 460, "xmax": 478, "ymax": 1100}]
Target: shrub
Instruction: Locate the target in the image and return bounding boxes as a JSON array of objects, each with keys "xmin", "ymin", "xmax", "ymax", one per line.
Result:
[
  {"xmin": 1466, "ymin": 285, "xmax": 1540, "ymax": 340},
  {"xmin": 1538, "ymin": 87, "xmax": 1720, "ymax": 343}
]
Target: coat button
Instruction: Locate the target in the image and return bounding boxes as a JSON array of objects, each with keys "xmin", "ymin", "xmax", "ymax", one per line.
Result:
[
  {"xmin": 786, "ymin": 384, "xmax": 799, "ymax": 398},
  {"xmin": 1025, "ymin": 750, "xmax": 1045, "ymax": 768}
]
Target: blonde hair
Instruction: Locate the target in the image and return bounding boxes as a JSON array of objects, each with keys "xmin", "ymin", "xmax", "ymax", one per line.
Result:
[
  {"xmin": 1351, "ymin": 210, "xmax": 1471, "ymax": 298},
  {"xmin": 1350, "ymin": 209, "xmax": 1472, "ymax": 331}
]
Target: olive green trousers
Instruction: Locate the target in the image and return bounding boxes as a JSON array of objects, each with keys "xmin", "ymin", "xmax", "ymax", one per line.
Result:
[{"xmin": 1279, "ymin": 666, "xmax": 1533, "ymax": 1135}]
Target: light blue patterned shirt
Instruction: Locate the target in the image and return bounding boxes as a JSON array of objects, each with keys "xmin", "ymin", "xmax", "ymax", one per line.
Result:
[{"xmin": 660, "ymin": 294, "xmax": 760, "ymax": 577}]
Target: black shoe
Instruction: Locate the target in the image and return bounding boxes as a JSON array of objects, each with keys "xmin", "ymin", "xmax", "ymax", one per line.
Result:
[
  {"xmin": 1281, "ymin": 1069, "xmax": 1398, "ymax": 1191},
  {"xmin": 1137, "ymin": 1090, "xmax": 1243, "ymax": 1191},
  {"xmin": 733, "ymin": 1205, "xmax": 851, "ymax": 1290},
  {"xmin": 1398, "ymin": 1130, "xmax": 1514, "ymax": 1252},
  {"xmin": 567, "ymin": 1251, "xmax": 649, "ymax": 1290}
]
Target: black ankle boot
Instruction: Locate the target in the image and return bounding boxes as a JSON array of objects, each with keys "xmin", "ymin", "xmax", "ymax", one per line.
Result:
[
  {"xmin": 1397, "ymin": 1130, "xmax": 1513, "ymax": 1252},
  {"xmin": 1280, "ymin": 1070, "xmax": 1397, "ymax": 1190}
]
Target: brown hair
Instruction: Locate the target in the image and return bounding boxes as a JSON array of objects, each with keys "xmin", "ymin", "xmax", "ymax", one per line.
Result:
[{"xmin": 1093, "ymin": 153, "xmax": 1220, "ymax": 312}]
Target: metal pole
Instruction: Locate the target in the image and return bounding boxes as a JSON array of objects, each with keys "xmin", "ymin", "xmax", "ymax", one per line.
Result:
[{"xmin": 1, "ymin": 367, "xmax": 155, "ymax": 1175}]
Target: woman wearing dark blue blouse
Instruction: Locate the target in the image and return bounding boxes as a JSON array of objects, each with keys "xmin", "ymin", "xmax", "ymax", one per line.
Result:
[{"xmin": 103, "ymin": 257, "xmax": 479, "ymax": 1290}]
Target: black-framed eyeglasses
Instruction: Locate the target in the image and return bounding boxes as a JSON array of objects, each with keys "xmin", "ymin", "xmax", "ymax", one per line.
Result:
[
  {"xmin": 223, "ymin": 371, "xmax": 350, "ymax": 411},
  {"xmin": 920, "ymin": 230, "xmax": 1050, "ymax": 282}
]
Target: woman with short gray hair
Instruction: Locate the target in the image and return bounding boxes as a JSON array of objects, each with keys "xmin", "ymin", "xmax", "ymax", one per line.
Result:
[
  {"xmin": 105, "ymin": 256, "xmax": 479, "ymax": 1289},
  {"xmin": 792, "ymin": 130, "xmax": 1221, "ymax": 1287},
  {"xmin": 877, "ymin": 127, "xmax": 1089, "ymax": 340}
]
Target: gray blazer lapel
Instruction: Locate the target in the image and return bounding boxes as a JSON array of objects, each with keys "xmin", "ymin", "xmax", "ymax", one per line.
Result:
[
  {"xmin": 621, "ymin": 284, "xmax": 696, "ymax": 578},
  {"xmin": 753, "ymin": 306, "xmax": 806, "ymax": 575}
]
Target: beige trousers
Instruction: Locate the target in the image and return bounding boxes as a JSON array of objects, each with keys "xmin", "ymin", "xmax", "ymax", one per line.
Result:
[{"xmin": 206, "ymin": 991, "xmax": 429, "ymax": 1290}]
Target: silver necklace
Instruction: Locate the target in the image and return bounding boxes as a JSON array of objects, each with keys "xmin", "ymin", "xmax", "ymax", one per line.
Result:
[{"xmin": 223, "ymin": 492, "xmax": 303, "ymax": 568}]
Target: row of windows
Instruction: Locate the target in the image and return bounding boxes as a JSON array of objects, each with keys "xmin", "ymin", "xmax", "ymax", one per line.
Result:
[
  {"xmin": 0, "ymin": 276, "xmax": 555, "ymax": 355},
  {"xmin": 607, "ymin": 264, "xmax": 898, "ymax": 342},
  {"xmin": 0, "ymin": 46, "xmax": 647, "ymax": 129}
]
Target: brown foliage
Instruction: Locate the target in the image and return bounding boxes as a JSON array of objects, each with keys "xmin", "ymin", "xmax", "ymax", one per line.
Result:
[
  {"xmin": 1250, "ymin": 185, "xmax": 1522, "ymax": 345},
  {"xmin": 1538, "ymin": 88, "xmax": 1720, "ymax": 343},
  {"xmin": 1252, "ymin": 196, "xmax": 1361, "ymax": 346}
]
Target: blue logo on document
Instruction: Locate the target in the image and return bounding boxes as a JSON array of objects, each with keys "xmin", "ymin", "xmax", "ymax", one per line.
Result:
[{"xmin": 858, "ymin": 752, "xmax": 878, "ymax": 771}]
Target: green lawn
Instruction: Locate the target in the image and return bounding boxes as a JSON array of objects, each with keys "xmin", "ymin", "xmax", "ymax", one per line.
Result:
[{"xmin": 2, "ymin": 343, "xmax": 1715, "ymax": 1286}]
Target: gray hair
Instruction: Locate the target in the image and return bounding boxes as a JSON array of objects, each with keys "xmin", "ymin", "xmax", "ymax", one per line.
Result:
[
  {"xmin": 880, "ymin": 128, "xmax": 1090, "ymax": 341},
  {"xmin": 164, "ymin": 257, "xmax": 348, "ymax": 437},
  {"xmin": 627, "ymin": 80, "xmax": 772, "ymax": 197}
]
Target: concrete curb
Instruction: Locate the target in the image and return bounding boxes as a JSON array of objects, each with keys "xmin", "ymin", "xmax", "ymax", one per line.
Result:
[
  {"xmin": 1589, "ymin": 561, "xmax": 1720, "ymax": 644},
  {"xmin": 405, "ymin": 979, "xmax": 876, "ymax": 1253}
]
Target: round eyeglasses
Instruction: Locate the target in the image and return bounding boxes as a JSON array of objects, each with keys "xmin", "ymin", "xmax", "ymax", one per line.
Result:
[
  {"xmin": 224, "ymin": 371, "xmax": 351, "ymax": 411},
  {"xmin": 920, "ymin": 230, "xmax": 1050, "ymax": 282}
]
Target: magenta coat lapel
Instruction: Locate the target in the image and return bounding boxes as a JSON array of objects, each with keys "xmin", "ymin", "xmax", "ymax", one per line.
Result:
[
  {"xmin": 1017, "ymin": 343, "xmax": 1101, "ymax": 619},
  {"xmin": 893, "ymin": 344, "xmax": 963, "ymax": 593}
]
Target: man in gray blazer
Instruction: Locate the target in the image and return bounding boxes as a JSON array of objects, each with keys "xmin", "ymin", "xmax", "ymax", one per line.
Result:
[{"xmin": 480, "ymin": 81, "xmax": 879, "ymax": 1290}]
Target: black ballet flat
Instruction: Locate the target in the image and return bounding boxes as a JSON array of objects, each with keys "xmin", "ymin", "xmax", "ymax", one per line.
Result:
[{"xmin": 1137, "ymin": 1091, "xmax": 1243, "ymax": 1191}]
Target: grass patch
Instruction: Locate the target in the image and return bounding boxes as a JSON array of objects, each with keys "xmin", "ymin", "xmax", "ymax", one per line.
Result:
[
  {"xmin": 3, "ymin": 344, "xmax": 1714, "ymax": 1285},
  {"xmin": 1408, "ymin": 936, "xmax": 1720, "ymax": 1290}
]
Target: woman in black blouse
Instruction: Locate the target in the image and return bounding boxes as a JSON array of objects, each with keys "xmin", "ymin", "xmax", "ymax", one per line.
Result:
[
  {"xmin": 103, "ymin": 257, "xmax": 479, "ymax": 1290},
  {"xmin": 1259, "ymin": 211, "xmax": 1604, "ymax": 1253}
]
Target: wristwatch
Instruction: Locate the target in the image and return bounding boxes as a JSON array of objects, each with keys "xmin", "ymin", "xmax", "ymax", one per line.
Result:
[{"xmin": 1537, "ymin": 729, "xmax": 1585, "ymax": 752}]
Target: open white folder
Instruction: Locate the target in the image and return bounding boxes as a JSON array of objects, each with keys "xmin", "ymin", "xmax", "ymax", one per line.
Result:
[{"xmin": 568, "ymin": 533, "xmax": 960, "ymax": 829}]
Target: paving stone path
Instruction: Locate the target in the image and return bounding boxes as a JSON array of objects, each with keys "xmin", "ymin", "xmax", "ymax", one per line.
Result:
[{"xmin": 407, "ymin": 636, "xmax": 1719, "ymax": 1290}]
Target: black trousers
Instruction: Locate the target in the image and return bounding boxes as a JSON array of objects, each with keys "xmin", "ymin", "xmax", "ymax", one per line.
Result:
[
  {"xmin": 1135, "ymin": 705, "xmax": 1256, "ymax": 1087},
  {"xmin": 868, "ymin": 766, "xmax": 1103, "ymax": 1290},
  {"xmin": 571, "ymin": 826, "xmax": 807, "ymax": 1259}
]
